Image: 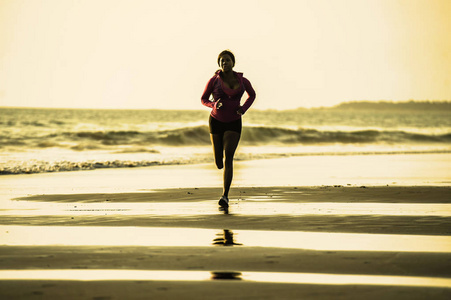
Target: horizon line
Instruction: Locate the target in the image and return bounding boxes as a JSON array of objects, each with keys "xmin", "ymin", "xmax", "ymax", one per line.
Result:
[{"xmin": 1, "ymin": 100, "xmax": 450, "ymax": 111}]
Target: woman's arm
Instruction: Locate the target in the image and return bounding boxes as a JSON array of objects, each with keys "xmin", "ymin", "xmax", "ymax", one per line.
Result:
[
  {"xmin": 240, "ymin": 77, "xmax": 256, "ymax": 113},
  {"xmin": 201, "ymin": 77, "xmax": 216, "ymax": 108}
]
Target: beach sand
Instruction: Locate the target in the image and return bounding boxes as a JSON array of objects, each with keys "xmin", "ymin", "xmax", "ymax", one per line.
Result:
[{"xmin": 0, "ymin": 154, "xmax": 450, "ymax": 299}]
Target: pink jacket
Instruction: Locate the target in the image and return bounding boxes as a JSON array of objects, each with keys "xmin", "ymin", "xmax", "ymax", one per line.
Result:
[{"xmin": 201, "ymin": 71, "xmax": 256, "ymax": 122}]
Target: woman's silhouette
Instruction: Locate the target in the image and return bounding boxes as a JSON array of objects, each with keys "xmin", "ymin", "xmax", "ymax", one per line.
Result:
[{"xmin": 201, "ymin": 50, "xmax": 256, "ymax": 208}]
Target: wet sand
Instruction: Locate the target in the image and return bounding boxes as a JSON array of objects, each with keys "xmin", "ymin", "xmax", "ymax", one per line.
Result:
[{"xmin": 1, "ymin": 156, "xmax": 451, "ymax": 299}]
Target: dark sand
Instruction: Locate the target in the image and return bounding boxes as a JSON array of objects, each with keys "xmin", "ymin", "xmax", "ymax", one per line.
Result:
[{"xmin": 1, "ymin": 186, "xmax": 450, "ymax": 299}]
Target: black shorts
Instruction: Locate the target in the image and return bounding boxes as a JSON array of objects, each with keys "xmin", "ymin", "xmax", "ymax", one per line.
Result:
[{"xmin": 209, "ymin": 115, "xmax": 242, "ymax": 135}]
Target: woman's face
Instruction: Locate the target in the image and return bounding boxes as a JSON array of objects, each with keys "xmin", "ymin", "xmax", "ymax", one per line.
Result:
[{"xmin": 219, "ymin": 54, "xmax": 234, "ymax": 72}]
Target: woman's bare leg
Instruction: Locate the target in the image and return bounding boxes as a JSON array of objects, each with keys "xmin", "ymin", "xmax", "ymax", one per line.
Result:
[
  {"xmin": 222, "ymin": 131, "xmax": 241, "ymax": 198},
  {"xmin": 210, "ymin": 134, "xmax": 224, "ymax": 169}
]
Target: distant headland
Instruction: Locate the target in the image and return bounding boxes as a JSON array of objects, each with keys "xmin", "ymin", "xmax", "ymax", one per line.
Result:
[{"xmin": 298, "ymin": 100, "xmax": 451, "ymax": 111}]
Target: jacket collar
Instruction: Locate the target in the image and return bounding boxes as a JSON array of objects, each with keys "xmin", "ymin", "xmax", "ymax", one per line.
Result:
[{"xmin": 215, "ymin": 70, "xmax": 243, "ymax": 78}]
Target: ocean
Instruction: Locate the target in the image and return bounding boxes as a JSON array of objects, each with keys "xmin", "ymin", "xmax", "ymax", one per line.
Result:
[{"xmin": 1, "ymin": 106, "xmax": 450, "ymax": 175}]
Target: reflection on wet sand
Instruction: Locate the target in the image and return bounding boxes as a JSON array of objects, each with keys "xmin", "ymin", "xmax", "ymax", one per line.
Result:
[
  {"xmin": 2, "ymin": 225, "xmax": 450, "ymax": 252},
  {"xmin": 1, "ymin": 270, "xmax": 450, "ymax": 288},
  {"xmin": 213, "ymin": 230, "xmax": 242, "ymax": 246},
  {"xmin": 219, "ymin": 205, "xmax": 229, "ymax": 214},
  {"xmin": 2, "ymin": 201, "xmax": 451, "ymax": 217},
  {"xmin": 211, "ymin": 271, "xmax": 242, "ymax": 280}
]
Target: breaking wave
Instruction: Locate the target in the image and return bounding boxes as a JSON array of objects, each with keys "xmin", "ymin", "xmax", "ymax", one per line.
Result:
[
  {"xmin": 2, "ymin": 148, "xmax": 450, "ymax": 175},
  {"xmin": 243, "ymin": 126, "xmax": 451, "ymax": 145},
  {"xmin": 2, "ymin": 107, "xmax": 450, "ymax": 175},
  {"xmin": 2, "ymin": 125, "xmax": 450, "ymax": 151},
  {"xmin": 2, "ymin": 123, "xmax": 451, "ymax": 175},
  {"xmin": 0, "ymin": 159, "xmax": 202, "ymax": 175}
]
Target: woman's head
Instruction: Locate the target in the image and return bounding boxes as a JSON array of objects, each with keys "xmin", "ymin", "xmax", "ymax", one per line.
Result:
[{"xmin": 217, "ymin": 50, "xmax": 235, "ymax": 72}]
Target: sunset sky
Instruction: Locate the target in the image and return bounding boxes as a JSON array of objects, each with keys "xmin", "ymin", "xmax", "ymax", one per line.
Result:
[{"xmin": 0, "ymin": 0, "xmax": 450, "ymax": 110}]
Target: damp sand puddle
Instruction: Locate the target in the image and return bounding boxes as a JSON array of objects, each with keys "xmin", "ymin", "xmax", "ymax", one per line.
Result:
[
  {"xmin": 1, "ymin": 226, "xmax": 450, "ymax": 252},
  {"xmin": 2, "ymin": 201, "xmax": 451, "ymax": 217},
  {"xmin": 1, "ymin": 269, "xmax": 450, "ymax": 288}
]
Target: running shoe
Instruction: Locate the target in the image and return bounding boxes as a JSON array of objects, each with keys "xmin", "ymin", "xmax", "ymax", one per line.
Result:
[{"xmin": 218, "ymin": 196, "xmax": 229, "ymax": 208}]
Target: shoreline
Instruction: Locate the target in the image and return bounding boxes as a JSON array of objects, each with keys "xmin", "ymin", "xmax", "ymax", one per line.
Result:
[
  {"xmin": 2, "ymin": 149, "xmax": 450, "ymax": 176},
  {"xmin": 1, "ymin": 153, "xmax": 450, "ymax": 201}
]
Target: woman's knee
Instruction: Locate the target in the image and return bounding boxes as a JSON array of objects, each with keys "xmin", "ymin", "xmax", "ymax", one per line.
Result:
[
  {"xmin": 214, "ymin": 150, "xmax": 224, "ymax": 169},
  {"xmin": 215, "ymin": 159, "xmax": 224, "ymax": 169},
  {"xmin": 224, "ymin": 153, "xmax": 234, "ymax": 167},
  {"xmin": 223, "ymin": 131, "xmax": 240, "ymax": 167}
]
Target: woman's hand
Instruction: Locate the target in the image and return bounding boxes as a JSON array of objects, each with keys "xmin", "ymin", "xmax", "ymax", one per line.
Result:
[
  {"xmin": 236, "ymin": 108, "xmax": 244, "ymax": 115},
  {"xmin": 215, "ymin": 99, "xmax": 223, "ymax": 109}
]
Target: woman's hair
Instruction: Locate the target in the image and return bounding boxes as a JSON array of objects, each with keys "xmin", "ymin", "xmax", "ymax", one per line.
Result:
[{"xmin": 217, "ymin": 50, "xmax": 235, "ymax": 67}]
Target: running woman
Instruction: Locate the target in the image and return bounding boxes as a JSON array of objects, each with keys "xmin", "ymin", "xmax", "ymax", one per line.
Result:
[{"xmin": 201, "ymin": 50, "xmax": 256, "ymax": 208}]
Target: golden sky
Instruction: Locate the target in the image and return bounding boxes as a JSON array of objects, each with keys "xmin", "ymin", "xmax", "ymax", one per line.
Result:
[{"xmin": 0, "ymin": 0, "xmax": 450, "ymax": 109}]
